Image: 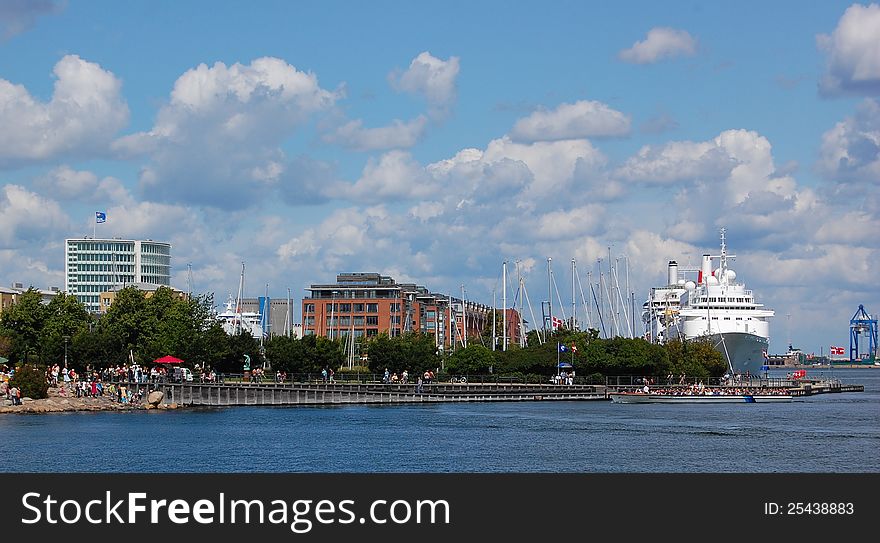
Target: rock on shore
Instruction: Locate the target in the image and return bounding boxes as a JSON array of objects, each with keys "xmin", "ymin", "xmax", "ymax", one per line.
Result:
[{"xmin": 0, "ymin": 386, "xmax": 165, "ymax": 414}]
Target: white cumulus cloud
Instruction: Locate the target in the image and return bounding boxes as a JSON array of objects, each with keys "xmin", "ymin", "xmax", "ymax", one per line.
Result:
[
  {"xmin": 0, "ymin": 184, "xmax": 69, "ymax": 247},
  {"xmin": 818, "ymin": 98, "xmax": 880, "ymax": 182},
  {"xmin": 510, "ymin": 100, "xmax": 631, "ymax": 142},
  {"xmin": 0, "ymin": 55, "xmax": 129, "ymax": 168},
  {"xmin": 390, "ymin": 51, "xmax": 460, "ymax": 119},
  {"xmin": 322, "ymin": 115, "xmax": 428, "ymax": 151},
  {"xmin": 349, "ymin": 150, "xmax": 436, "ymax": 203},
  {"xmin": 818, "ymin": 3, "xmax": 880, "ymax": 95},
  {"xmin": 118, "ymin": 57, "xmax": 340, "ymax": 208},
  {"xmin": 618, "ymin": 27, "xmax": 697, "ymax": 64}
]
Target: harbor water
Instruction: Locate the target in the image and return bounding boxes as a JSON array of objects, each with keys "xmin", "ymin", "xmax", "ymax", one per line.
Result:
[{"xmin": 2, "ymin": 368, "xmax": 878, "ymax": 473}]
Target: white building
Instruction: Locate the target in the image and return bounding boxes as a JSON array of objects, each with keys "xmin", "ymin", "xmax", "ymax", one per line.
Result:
[{"xmin": 65, "ymin": 238, "xmax": 171, "ymax": 313}]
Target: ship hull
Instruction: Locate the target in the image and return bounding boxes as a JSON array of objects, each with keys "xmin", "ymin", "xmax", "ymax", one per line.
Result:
[{"xmin": 706, "ymin": 332, "xmax": 769, "ymax": 376}]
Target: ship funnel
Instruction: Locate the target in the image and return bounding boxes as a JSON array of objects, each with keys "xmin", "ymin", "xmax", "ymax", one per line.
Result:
[
  {"xmin": 667, "ymin": 261, "xmax": 678, "ymax": 286},
  {"xmin": 701, "ymin": 254, "xmax": 712, "ymax": 285}
]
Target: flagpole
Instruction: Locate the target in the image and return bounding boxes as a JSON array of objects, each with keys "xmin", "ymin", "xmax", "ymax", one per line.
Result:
[{"xmin": 557, "ymin": 342, "xmax": 560, "ymax": 378}]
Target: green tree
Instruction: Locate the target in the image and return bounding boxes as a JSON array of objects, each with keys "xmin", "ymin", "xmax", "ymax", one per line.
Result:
[
  {"xmin": 98, "ymin": 286, "xmax": 149, "ymax": 365},
  {"xmin": 365, "ymin": 332, "xmax": 439, "ymax": 374},
  {"xmin": 664, "ymin": 338, "xmax": 727, "ymax": 379},
  {"xmin": 0, "ymin": 289, "xmax": 48, "ymax": 363},
  {"xmin": 446, "ymin": 344, "xmax": 496, "ymax": 374},
  {"xmin": 10, "ymin": 364, "xmax": 49, "ymax": 399},
  {"xmin": 40, "ymin": 293, "xmax": 92, "ymax": 369}
]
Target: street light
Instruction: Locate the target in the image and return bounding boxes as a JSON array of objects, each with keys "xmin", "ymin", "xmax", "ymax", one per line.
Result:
[{"xmin": 63, "ymin": 335, "xmax": 70, "ymax": 369}]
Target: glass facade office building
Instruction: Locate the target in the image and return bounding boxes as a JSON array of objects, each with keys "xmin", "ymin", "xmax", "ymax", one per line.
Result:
[{"xmin": 65, "ymin": 238, "xmax": 171, "ymax": 312}]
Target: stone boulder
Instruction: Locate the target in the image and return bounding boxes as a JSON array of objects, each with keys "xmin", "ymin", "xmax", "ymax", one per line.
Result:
[{"xmin": 147, "ymin": 390, "xmax": 164, "ymax": 406}]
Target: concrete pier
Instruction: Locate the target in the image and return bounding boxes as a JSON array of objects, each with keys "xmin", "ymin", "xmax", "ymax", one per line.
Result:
[{"xmin": 136, "ymin": 381, "xmax": 608, "ymax": 407}]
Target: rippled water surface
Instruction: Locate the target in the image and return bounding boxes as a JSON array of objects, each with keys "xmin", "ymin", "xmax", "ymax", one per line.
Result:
[{"xmin": 2, "ymin": 368, "xmax": 877, "ymax": 473}]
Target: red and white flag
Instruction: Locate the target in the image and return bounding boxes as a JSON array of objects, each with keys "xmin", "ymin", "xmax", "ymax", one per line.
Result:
[
  {"xmin": 830, "ymin": 346, "xmax": 845, "ymax": 356},
  {"xmin": 551, "ymin": 316, "xmax": 564, "ymax": 329}
]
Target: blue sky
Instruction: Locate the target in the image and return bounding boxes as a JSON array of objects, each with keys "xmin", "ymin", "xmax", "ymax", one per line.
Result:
[{"xmin": 1, "ymin": 0, "xmax": 878, "ymax": 355}]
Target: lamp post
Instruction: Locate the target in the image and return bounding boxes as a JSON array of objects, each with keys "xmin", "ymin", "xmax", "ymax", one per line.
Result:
[{"xmin": 63, "ymin": 335, "xmax": 70, "ymax": 369}]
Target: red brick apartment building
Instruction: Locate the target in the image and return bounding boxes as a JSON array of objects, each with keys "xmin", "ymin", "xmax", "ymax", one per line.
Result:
[{"xmin": 302, "ymin": 273, "xmax": 521, "ymax": 350}]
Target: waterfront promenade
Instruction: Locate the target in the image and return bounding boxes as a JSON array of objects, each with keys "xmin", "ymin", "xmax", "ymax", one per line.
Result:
[{"xmin": 0, "ymin": 375, "xmax": 864, "ymax": 413}]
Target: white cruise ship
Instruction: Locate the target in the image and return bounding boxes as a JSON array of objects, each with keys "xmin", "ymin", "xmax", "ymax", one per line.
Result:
[
  {"xmin": 644, "ymin": 229, "xmax": 775, "ymax": 376},
  {"xmin": 216, "ymin": 295, "xmax": 265, "ymax": 339}
]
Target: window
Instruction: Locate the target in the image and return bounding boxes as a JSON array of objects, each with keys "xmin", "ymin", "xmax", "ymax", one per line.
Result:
[
  {"xmin": 366, "ymin": 316, "xmax": 378, "ymax": 325},
  {"xmin": 353, "ymin": 303, "xmax": 364, "ymax": 312},
  {"xmin": 339, "ymin": 303, "xmax": 351, "ymax": 312},
  {"xmin": 353, "ymin": 316, "xmax": 365, "ymax": 326},
  {"xmin": 366, "ymin": 329, "xmax": 378, "ymax": 337},
  {"xmin": 367, "ymin": 303, "xmax": 378, "ymax": 313}
]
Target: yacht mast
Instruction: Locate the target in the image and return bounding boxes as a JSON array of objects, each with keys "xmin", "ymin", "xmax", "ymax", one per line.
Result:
[
  {"xmin": 571, "ymin": 258, "xmax": 576, "ymax": 330},
  {"xmin": 235, "ymin": 262, "xmax": 245, "ymax": 335},
  {"xmin": 502, "ymin": 260, "xmax": 507, "ymax": 351},
  {"xmin": 547, "ymin": 257, "xmax": 553, "ymax": 335}
]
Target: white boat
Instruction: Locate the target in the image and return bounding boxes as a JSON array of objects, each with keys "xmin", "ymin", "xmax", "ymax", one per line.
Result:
[
  {"xmin": 216, "ymin": 295, "xmax": 264, "ymax": 338},
  {"xmin": 609, "ymin": 392, "xmax": 792, "ymax": 404},
  {"xmin": 214, "ymin": 262, "xmax": 266, "ymax": 339},
  {"xmin": 643, "ymin": 229, "xmax": 774, "ymax": 376}
]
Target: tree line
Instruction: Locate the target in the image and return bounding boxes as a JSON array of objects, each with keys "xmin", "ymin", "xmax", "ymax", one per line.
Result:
[{"xmin": 1, "ymin": 286, "xmax": 727, "ymax": 380}]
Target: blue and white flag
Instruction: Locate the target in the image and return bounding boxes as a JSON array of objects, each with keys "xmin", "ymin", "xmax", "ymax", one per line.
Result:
[
  {"xmin": 95, "ymin": 211, "xmax": 107, "ymax": 224},
  {"xmin": 558, "ymin": 343, "xmax": 567, "ymax": 353}
]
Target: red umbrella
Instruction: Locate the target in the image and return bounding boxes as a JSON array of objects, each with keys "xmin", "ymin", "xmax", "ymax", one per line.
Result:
[{"xmin": 153, "ymin": 355, "xmax": 184, "ymax": 364}]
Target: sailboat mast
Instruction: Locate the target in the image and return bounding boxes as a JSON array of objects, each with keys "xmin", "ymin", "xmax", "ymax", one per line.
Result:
[
  {"xmin": 517, "ymin": 261, "xmax": 525, "ymax": 347},
  {"xmin": 235, "ymin": 262, "xmax": 245, "ymax": 335},
  {"xmin": 492, "ymin": 288, "xmax": 496, "ymax": 352},
  {"xmin": 502, "ymin": 260, "xmax": 507, "ymax": 351},
  {"xmin": 571, "ymin": 258, "xmax": 576, "ymax": 331},
  {"xmin": 547, "ymin": 257, "xmax": 553, "ymax": 334},
  {"xmin": 461, "ymin": 284, "xmax": 467, "ymax": 348}
]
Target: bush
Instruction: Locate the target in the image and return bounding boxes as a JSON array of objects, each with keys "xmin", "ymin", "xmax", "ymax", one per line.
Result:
[{"xmin": 10, "ymin": 364, "xmax": 49, "ymax": 400}]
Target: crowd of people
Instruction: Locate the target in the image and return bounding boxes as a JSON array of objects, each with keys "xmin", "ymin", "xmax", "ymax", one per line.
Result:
[{"xmin": 637, "ymin": 381, "xmax": 791, "ymax": 396}]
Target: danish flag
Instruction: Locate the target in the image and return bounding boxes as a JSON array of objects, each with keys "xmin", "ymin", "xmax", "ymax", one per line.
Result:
[
  {"xmin": 551, "ymin": 316, "xmax": 564, "ymax": 329},
  {"xmin": 830, "ymin": 346, "xmax": 845, "ymax": 356}
]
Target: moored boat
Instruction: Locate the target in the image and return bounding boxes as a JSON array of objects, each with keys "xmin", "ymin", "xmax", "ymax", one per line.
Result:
[{"xmin": 609, "ymin": 391, "xmax": 792, "ymax": 404}]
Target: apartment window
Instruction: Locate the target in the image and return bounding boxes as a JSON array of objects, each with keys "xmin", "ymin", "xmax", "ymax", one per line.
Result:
[
  {"xmin": 427, "ymin": 311, "xmax": 436, "ymax": 318},
  {"xmin": 353, "ymin": 303, "xmax": 364, "ymax": 312},
  {"xmin": 353, "ymin": 316, "xmax": 365, "ymax": 326},
  {"xmin": 339, "ymin": 303, "xmax": 351, "ymax": 312},
  {"xmin": 366, "ymin": 316, "xmax": 378, "ymax": 326},
  {"xmin": 366, "ymin": 303, "xmax": 378, "ymax": 313},
  {"xmin": 366, "ymin": 329, "xmax": 378, "ymax": 337}
]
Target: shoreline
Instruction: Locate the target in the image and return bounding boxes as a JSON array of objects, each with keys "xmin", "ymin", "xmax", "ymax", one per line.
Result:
[{"xmin": 0, "ymin": 386, "xmax": 179, "ymax": 415}]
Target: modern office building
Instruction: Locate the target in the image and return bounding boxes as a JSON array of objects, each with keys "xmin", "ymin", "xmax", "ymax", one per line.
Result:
[
  {"xmin": 302, "ymin": 272, "xmax": 521, "ymax": 349},
  {"xmin": 65, "ymin": 238, "xmax": 171, "ymax": 313}
]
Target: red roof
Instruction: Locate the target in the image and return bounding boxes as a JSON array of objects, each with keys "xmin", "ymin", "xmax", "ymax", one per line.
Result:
[{"xmin": 153, "ymin": 355, "xmax": 184, "ymax": 364}]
